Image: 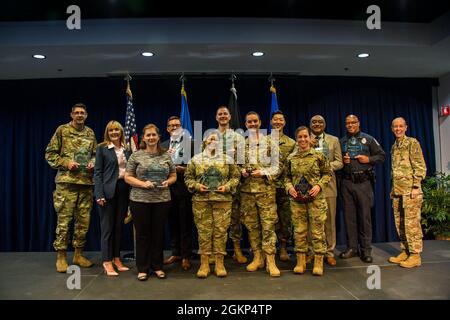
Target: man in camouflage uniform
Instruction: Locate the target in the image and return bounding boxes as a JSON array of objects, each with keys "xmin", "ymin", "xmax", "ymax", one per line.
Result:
[
  {"xmin": 45, "ymin": 103, "xmax": 97, "ymax": 272},
  {"xmin": 284, "ymin": 126, "xmax": 332, "ymax": 276},
  {"xmin": 216, "ymin": 106, "xmax": 247, "ymax": 264},
  {"xmin": 308, "ymin": 115, "xmax": 343, "ymax": 266},
  {"xmin": 240, "ymin": 111, "xmax": 281, "ymax": 277},
  {"xmin": 185, "ymin": 132, "xmax": 241, "ymax": 278},
  {"xmin": 389, "ymin": 117, "xmax": 426, "ymax": 268},
  {"xmin": 271, "ymin": 111, "xmax": 296, "ymax": 261}
]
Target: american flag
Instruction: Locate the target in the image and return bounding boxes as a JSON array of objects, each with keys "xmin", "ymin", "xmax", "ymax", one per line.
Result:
[{"xmin": 124, "ymin": 82, "xmax": 138, "ymax": 152}]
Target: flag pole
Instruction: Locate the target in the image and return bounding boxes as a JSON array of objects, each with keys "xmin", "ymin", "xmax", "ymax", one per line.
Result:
[{"xmin": 123, "ymin": 73, "xmax": 136, "ymax": 261}]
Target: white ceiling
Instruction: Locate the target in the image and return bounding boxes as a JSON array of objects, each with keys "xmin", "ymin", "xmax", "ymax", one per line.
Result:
[{"xmin": 0, "ymin": 15, "xmax": 449, "ymax": 79}]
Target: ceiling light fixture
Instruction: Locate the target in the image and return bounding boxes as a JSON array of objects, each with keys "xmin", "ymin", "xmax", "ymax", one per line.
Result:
[
  {"xmin": 141, "ymin": 52, "xmax": 154, "ymax": 57},
  {"xmin": 33, "ymin": 54, "xmax": 46, "ymax": 59},
  {"xmin": 252, "ymin": 51, "xmax": 264, "ymax": 57},
  {"xmin": 357, "ymin": 53, "xmax": 370, "ymax": 58}
]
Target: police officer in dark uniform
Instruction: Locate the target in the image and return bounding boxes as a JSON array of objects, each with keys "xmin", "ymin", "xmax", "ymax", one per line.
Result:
[{"xmin": 339, "ymin": 115, "xmax": 385, "ymax": 263}]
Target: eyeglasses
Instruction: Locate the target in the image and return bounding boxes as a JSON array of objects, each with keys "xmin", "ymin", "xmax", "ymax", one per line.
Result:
[
  {"xmin": 345, "ymin": 121, "xmax": 359, "ymax": 125},
  {"xmin": 167, "ymin": 124, "xmax": 181, "ymax": 129}
]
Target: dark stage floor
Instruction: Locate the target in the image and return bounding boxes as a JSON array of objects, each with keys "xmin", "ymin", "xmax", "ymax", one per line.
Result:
[{"xmin": 0, "ymin": 241, "xmax": 449, "ymax": 300}]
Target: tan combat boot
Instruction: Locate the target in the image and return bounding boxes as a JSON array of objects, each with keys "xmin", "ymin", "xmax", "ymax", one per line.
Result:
[
  {"xmin": 279, "ymin": 240, "xmax": 289, "ymax": 262},
  {"xmin": 197, "ymin": 254, "xmax": 211, "ymax": 278},
  {"xmin": 56, "ymin": 250, "xmax": 68, "ymax": 273},
  {"xmin": 294, "ymin": 253, "xmax": 306, "ymax": 274},
  {"xmin": 215, "ymin": 254, "xmax": 227, "ymax": 277},
  {"xmin": 246, "ymin": 250, "xmax": 265, "ymax": 272},
  {"xmin": 312, "ymin": 255, "xmax": 324, "ymax": 276},
  {"xmin": 388, "ymin": 250, "xmax": 408, "ymax": 264},
  {"xmin": 73, "ymin": 248, "xmax": 93, "ymax": 268},
  {"xmin": 232, "ymin": 241, "xmax": 248, "ymax": 264},
  {"xmin": 400, "ymin": 253, "xmax": 421, "ymax": 268},
  {"xmin": 266, "ymin": 254, "xmax": 281, "ymax": 277}
]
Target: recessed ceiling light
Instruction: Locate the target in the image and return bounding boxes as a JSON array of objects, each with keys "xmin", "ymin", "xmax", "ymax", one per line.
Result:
[
  {"xmin": 141, "ymin": 52, "xmax": 154, "ymax": 57},
  {"xmin": 252, "ymin": 51, "xmax": 264, "ymax": 57},
  {"xmin": 33, "ymin": 54, "xmax": 46, "ymax": 59},
  {"xmin": 357, "ymin": 53, "xmax": 370, "ymax": 58}
]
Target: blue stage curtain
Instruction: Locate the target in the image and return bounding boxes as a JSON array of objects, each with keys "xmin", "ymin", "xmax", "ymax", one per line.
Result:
[{"xmin": 0, "ymin": 76, "xmax": 436, "ymax": 251}]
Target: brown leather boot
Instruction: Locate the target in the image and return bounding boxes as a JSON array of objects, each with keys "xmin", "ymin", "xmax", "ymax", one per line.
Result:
[
  {"xmin": 400, "ymin": 253, "xmax": 421, "ymax": 268},
  {"xmin": 312, "ymin": 255, "xmax": 324, "ymax": 276},
  {"xmin": 215, "ymin": 254, "xmax": 227, "ymax": 277},
  {"xmin": 388, "ymin": 250, "xmax": 408, "ymax": 264},
  {"xmin": 279, "ymin": 240, "xmax": 290, "ymax": 261},
  {"xmin": 56, "ymin": 250, "xmax": 68, "ymax": 273},
  {"xmin": 294, "ymin": 253, "xmax": 306, "ymax": 274},
  {"xmin": 197, "ymin": 254, "xmax": 210, "ymax": 278},
  {"xmin": 265, "ymin": 254, "xmax": 281, "ymax": 277},
  {"xmin": 73, "ymin": 248, "xmax": 93, "ymax": 268},
  {"xmin": 232, "ymin": 241, "xmax": 248, "ymax": 264},
  {"xmin": 246, "ymin": 251, "xmax": 265, "ymax": 272}
]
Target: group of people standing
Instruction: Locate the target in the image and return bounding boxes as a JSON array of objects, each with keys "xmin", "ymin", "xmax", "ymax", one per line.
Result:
[{"xmin": 45, "ymin": 102, "xmax": 427, "ymax": 281}]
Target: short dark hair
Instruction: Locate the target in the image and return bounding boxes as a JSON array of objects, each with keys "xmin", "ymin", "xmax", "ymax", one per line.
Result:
[
  {"xmin": 72, "ymin": 103, "xmax": 87, "ymax": 112},
  {"xmin": 167, "ymin": 116, "xmax": 181, "ymax": 125},
  {"xmin": 271, "ymin": 110, "xmax": 285, "ymax": 120}
]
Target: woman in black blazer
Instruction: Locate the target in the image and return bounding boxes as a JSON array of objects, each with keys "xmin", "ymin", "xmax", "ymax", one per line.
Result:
[{"xmin": 94, "ymin": 121, "xmax": 131, "ymax": 276}]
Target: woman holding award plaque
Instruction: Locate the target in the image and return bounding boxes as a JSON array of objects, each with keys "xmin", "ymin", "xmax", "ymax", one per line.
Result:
[
  {"xmin": 284, "ymin": 126, "xmax": 332, "ymax": 276},
  {"xmin": 94, "ymin": 121, "xmax": 131, "ymax": 276},
  {"xmin": 125, "ymin": 124, "xmax": 177, "ymax": 281},
  {"xmin": 185, "ymin": 131, "xmax": 240, "ymax": 278}
]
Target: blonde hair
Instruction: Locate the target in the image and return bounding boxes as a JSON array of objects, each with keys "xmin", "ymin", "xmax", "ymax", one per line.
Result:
[
  {"xmin": 101, "ymin": 121, "xmax": 126, "ymax": 147},
  {"xmin": 139, "ymin": 123, "xmax": 164, "ymax": 155}
]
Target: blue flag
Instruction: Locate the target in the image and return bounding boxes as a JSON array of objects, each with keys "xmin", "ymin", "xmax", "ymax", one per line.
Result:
[
  {"xmin": 180, "ymin": 85, "xmax": 193, "ymax": 136},
  {"xmin": 269, "ymin": 84, "xmax": 279, "ymax": 131}
]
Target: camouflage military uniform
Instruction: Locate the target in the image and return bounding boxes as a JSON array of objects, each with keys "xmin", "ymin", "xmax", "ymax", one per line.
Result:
[
  {"xmin": 274, "ymin": 133, "xmax": 296, "ymax": 244},
  {"xmin": 185, "ymin": 151, "xmax": 240, "ymax": 255},
  {"xmin": 284, "ymin": 148, "xmax": 331, "ymax": 255},
  {"xmin": 391, "ymin": 136, "xmax": 426, "ymax": 254},
  {"xmin": 218, "ymin": 129, "xmax": 246, "ymax": 242},
  {"xmin": 45, "ymin": 122, "xmax": 97, "ymax": 251},
  {"xmin": 240, "ymin": 134, "xmax": 281, "ymax": 255}
]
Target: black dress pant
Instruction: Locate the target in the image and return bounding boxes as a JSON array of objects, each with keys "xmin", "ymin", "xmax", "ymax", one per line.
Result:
[
  {"xmin": 130, "ymin": 200, "xmax": 171, "ymax": 273},
  {"xmin": 98, "ymin": 179, "xmax": 130, "ymax": 262},
  {"xmin": 168, "ymin": 176, "xmax": 193, "ymax": 259},
  {"xmin": 341, "ymin": 179, "xmax": 374, "ymax": 256}
]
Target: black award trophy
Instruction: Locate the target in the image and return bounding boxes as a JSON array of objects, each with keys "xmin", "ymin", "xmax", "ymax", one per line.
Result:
[{"xmin": 293, "ymin": 176, "xmax": 313, "ymax": 203}]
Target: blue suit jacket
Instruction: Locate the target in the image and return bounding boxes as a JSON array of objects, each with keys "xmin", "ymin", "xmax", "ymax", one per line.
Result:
[{"xmin": 94, "ymin": 144, "xmax": 131, "ymax": 200}]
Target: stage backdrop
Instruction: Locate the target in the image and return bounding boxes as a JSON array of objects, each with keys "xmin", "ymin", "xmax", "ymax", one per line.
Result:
[{"xmin": 0, "ymin": 75, "xmax": 437, "ymax": 251}]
